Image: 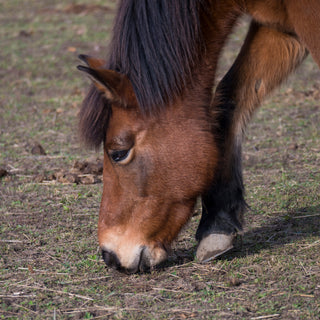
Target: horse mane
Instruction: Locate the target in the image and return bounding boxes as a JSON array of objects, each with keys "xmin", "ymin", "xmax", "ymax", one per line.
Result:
[
  {"xmin": 79, "ymin": 0, "xmax": 206, "ymax": 148},
  {"xmin": 108, "ymin": 0, "xmax": 205, "ymax": 112}
]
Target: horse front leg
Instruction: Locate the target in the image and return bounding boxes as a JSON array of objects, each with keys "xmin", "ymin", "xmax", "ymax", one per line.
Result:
[{"xmin": 196, "ymin": 21, "xmax": 307, "ymax": 262}]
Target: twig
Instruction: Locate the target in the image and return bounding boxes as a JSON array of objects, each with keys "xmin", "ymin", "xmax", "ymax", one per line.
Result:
[
  {"xmin": 153, "ymin": 287, "xmax": 190, "ymax": 294},
  {"xmin": 298, "ymin": 261, "xmax": 310, "ymax": 276},
  {"xmin": 39, "ymin": 181, "xmax": 57, "ymax": 185},
  {"xmin": 169, "ymin": 272, "xmax": 180, "ymax": 278},
  {"xmin": 292, "ymin": 213, "xmax": 320, "ymax": 219},
  {"xmin": 44, "ymin": 252, "xmax": 64, "ymax": 264},
  {"xmin": 63, "ymin": 306, "xmax": 119, "ymax": 313},
  {"xmin": 6, "ymin": 164, "xmax": 20, "ymax": 172},
  {"xmin": 58, "ymin": 276, "xmax": 110, "ymax": 284},
  {"xmin": 3, "ymin": 212, "xmax": 33, "ymax": 216},
  {"xmin": 250, "ymin": 314, "xmax": 280, "ymax": 320},
  {"xmin": 0, "ymin": 294, "xmax": 36, "ymax": 298},
  {"xmin": 17, "ymin": 267, "xmax": 69, "ymax": 275},
  {"xmin": 298, "ymin": 240, "xmax": 320, "ymax": 251},
  {"xmin": 0, "ymin": 240, "xmax": 24, "ymax": 243},
  {"xmin": 63, "ymin": 306, "xmax": 140, "ymax": 314},
  {"xmin": 211, "ymin": 262, "xmax": 228, "ymax": 274},
  {"xmin": 167, "ymin": 261, "xmax": 194, "ymax": 270},
  {"xmin": 13, "ymin": 284, "xmax": 93, "ymax": 301},
  {"xmin": 293, "ymin": 294, "xmax": 314, "ymax": 298},
  {"xmin": 15, "ymin": 174, "xmax": 33, "ymax": 178},
  {"xmin": 166, "ymin": 308, "xmax": 198, "ymax": 314},
  {"xmin": 12, "ymin": 303, "xmax": 38, "ymax": 314}
]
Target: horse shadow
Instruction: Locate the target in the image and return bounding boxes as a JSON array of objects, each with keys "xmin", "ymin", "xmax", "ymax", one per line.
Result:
[{"xmin": 162, "ymin": 205, "xmax": 320, "ymax": 268}]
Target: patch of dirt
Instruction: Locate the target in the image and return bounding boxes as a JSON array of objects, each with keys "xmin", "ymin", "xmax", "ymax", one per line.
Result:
[
  {"xmin": 63, "ymin": 4, "xmax": 113, "ymax": 15},
  {"xmin": 35, "ymin": 158, "xmax": 103, "ymax": 185},
  {"xmin": 3, "ymin": 141, "xmax": 103, "ymax": 185},
  {"xmin": 41, "ymin": 4, "xmax": 114, "ymax": 15}
]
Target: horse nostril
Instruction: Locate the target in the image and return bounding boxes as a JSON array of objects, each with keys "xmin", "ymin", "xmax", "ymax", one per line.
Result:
[
  {"xmin": 101, "ymin": 247, "xmax": 152, "ymax": 274},
  {"xmin": 101, "ymin": 249, "xmax": 121, "ymax": 270},
  {"xmin": 138, "ymin": 246, "xmax": 150, "ymax": 273}
]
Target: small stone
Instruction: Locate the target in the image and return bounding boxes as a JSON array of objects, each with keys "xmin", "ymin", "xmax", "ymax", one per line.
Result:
[
  {"xmin": 63, "ymin": 173, "xmax": 80, "ymax": 184},
  {"xmin": 73, "ymin": 160, "xmax": 86, "ymax": 171},
  {"xmin": 80, "ymin": 175, "xmax": 101, "ymax": 184},
  {"xmin": 73, "ymin": 159, "xmax": 103, "ymax": 175},
  {"xmin": 55, "ymin": 171, "xmax": 80, "ymax": 184},
  {"xmin": 228, "ymin": 277, "xmax": 242, "ymax": 287},
  {"xmin": 31, "ymin": 143, "xmax": 46, "ymax": 155},
  {"xmin": 288, "ymin": 143, "xmax": 298, "ymax": 150},
  {"xmin": 0, "ymin": 168, "xmax": 8, "ymax": 178},
  {"xmin": 86, "ymin": 162, "xmax": 103, "ymax": 175},
  {"xmin": 19, "ymin": 30, "xmax": 33, "ymax": 37},
  {"xmin": 47, "ymin": 173, "xmax": 56, "ymax": 180},
  {"xmin": 34, "ymin": 174, "xmax": 46, "ymax": 183}
]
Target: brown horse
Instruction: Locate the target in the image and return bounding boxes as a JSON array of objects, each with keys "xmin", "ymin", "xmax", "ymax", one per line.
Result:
[{"xmin": 78, "ymin": 0, "xmax": 320, "ymax": 273}]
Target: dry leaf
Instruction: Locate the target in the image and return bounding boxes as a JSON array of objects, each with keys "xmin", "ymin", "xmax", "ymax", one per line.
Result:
[{"xmin": 67, "ymin": 46, "xmax": 77, "ymax": 52}]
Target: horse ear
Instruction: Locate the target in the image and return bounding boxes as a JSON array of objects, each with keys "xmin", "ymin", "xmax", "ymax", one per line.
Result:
[
  {"xmin": 78, "ymin": 54, "xmax": 106, "ymax": 69},
  {"xmin": 77, "ymin": 56, "xmax": 136, "ymax": 107}
]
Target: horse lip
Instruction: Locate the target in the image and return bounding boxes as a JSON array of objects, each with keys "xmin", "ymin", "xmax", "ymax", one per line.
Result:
[
  {"xmin": 102, "ymin": 249, "xmax": 120, "ymax": 269},
  {"xmin": 124, "ymin": 246, "xmax": 148, "ymax": 274},
  {"xmin": 138, "ymin": 246, "xmax": 150, "ymax": 273},
  {"xmin": 103, "ymin": 245, "xmax": 167, "ymax": 274}
]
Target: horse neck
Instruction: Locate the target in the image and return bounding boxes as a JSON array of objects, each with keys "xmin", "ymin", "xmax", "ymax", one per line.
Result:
[{"xmin": 187, "ymin": 4, "xmax": 240, "ymax": 107}]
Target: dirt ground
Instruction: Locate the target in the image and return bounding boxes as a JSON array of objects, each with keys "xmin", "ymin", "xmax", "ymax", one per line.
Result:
[{"xmin": 1, "ymin": 1, "xmax": 319, "ymax": 319}]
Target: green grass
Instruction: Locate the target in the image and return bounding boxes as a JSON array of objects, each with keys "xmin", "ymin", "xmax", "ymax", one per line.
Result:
[{"xmin": 1, "ymin": 1, "xmax": 320, "ymax": 319}]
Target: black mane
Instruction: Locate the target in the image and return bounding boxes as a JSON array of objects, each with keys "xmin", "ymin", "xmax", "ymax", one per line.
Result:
[
  {"xmin": 79, "ymin": 0, "xmax": 205, "ymax": 147},
  {"xmin": 107, "ymin": 0, "xmax": 204, "ymax": 113}
]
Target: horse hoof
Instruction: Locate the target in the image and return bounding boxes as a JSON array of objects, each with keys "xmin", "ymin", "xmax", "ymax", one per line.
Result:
[{"xmin": 196, "ymin": 233, "xmax": 235, "ymax": 263}]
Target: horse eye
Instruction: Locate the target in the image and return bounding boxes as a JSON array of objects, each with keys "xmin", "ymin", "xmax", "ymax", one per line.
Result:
[{"xmin": 109, "ymin": 149, "xmax": 130, "ymax": 163}]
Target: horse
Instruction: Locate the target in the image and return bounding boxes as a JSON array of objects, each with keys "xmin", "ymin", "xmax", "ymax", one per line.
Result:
[{"xmin": 77, "ymin": 0, "xmax": 320, "ymax": 273}]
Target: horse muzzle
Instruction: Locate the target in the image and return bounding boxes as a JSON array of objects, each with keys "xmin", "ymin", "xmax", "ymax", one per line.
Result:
[{"xmin": 101, "ymin": 244, "xmax": 168, "ymax": 274}]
